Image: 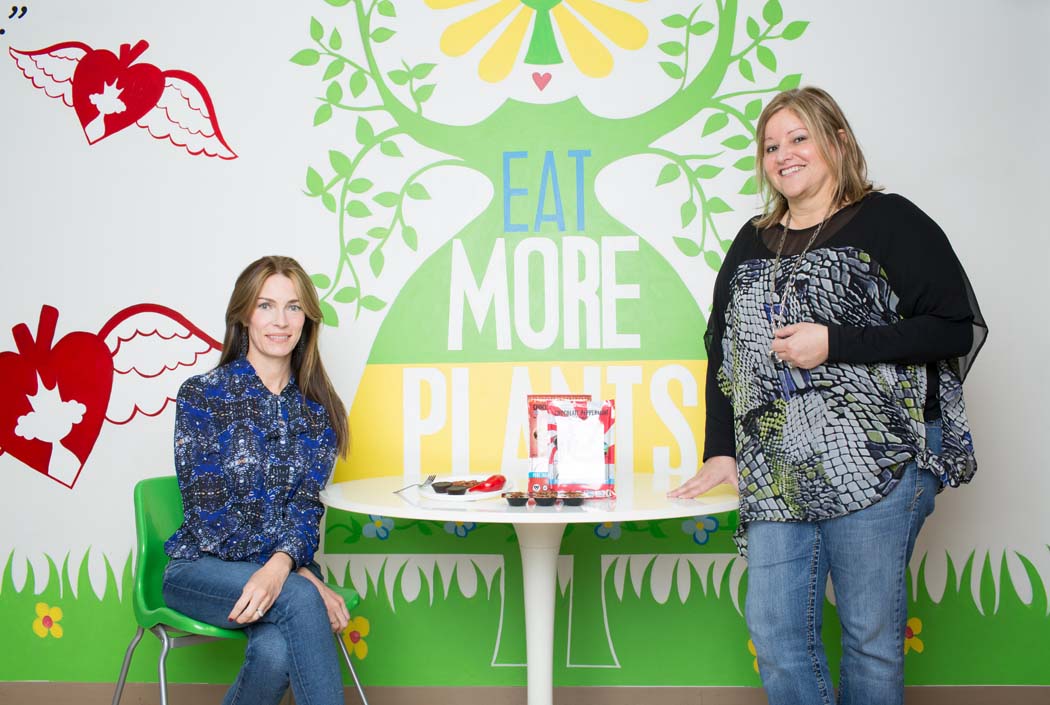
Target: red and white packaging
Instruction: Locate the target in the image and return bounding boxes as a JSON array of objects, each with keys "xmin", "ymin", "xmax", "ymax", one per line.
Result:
[
  {"xmin": 546, "ymin": 399, "xmax": 615, "ymax": 498},
  {"xmin": 526, "ymin": 394, "xmax": 590, "ymax": 493}
]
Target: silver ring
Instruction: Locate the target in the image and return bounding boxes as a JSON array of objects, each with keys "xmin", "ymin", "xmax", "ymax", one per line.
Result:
[{"xmin": 256, "ymin": 608, "xmax": 265, "ymax": 618}]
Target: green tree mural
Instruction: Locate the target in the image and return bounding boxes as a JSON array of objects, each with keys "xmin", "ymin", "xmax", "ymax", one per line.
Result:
[{"xmin": 292, "ymin": 0, "xmax": 805, "ymax": 331}]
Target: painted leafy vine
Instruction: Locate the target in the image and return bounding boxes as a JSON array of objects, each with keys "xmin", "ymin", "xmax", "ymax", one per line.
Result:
[
  {"xmin": 655, "ymin": 0, "xmax": 808, "ymax": 270},
  {"xmin": 291, "ymin": 0, "xmax": 466, "ymax": 326}
]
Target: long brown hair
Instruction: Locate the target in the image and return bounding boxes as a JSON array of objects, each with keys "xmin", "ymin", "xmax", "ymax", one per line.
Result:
[
  {"xmin": 754, "ymin": 86, "xmax": 878, "ymax": 229},
  {"xmin": 217, "ymin": 256, "xmax": 349, "ymax": 457}
]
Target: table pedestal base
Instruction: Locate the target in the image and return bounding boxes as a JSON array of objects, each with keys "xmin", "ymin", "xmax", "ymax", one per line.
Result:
[{"xmin": 513, "ymin": 522, "xmax": 566, "ymax": 705}]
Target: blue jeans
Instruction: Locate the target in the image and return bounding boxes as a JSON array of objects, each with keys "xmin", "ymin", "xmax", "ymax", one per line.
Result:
[
  {"xmin": 745, "ymin": 422, "xmax": 942, "ymax": 705},
  {"xmin": 162, "ymin": 556, "xmax": 343, "ymax": 705}
]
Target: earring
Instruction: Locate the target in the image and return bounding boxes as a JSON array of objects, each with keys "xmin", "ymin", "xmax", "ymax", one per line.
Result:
[{"xmin": 239, "ymin": 332, "xmax": 248, "ymax": 357}]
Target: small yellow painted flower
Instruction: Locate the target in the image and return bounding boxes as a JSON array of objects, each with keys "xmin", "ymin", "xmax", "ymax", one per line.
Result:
[
  {"xmin": 343, "ymin": 615, "xmax": 371, "ymax": 659},
  {"xmin": 747, "ymin": 638, "xmax": 759, "ymax": 673},
  {"xmin": 32, "ymin": 602, "xmax": 64, "ymax": 639},
  {"xmin": 426, "ymin": 0, "xmax": 649, "ymax": 81},
  {"xmin": 904, "ymin": 617, "xmax": 924, "ymax": 654}
]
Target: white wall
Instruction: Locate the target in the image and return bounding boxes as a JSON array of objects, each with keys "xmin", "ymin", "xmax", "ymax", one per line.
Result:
[{"xmin": 0, "ymin": 0, "xmax": 1045, "ymax": 609}]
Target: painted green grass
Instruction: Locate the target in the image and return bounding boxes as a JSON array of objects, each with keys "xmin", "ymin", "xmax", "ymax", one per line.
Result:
[
  {"xmin": 324, "ymin": 559, "xmax": 515, "ymax": 686},
  {"xmin": 0, "ymin": 527, "xmax": 1046, "ymax": 685},
  {"xmin": 559, "ymin": 553, "xmax": 757, "ymax": 686},
  {"xmin": 579, "ymin": 548, "xmax": 1050, "ymax": 686},
  {"xmin": 815, "ymin": 550, "xmax": 1050, "ymax": 686},
  {"xmin": 902, "ymin": 551, "xmax": 1049, "ymax": 684},
  {"xmin": 0, "ymin": 551, "xmax": 245, "ymax": 683}
]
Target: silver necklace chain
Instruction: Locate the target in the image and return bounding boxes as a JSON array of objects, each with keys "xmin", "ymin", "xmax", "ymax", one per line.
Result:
[{"xmin": 767, "ymin": 208, "xmax": 832, "ymax": 361}]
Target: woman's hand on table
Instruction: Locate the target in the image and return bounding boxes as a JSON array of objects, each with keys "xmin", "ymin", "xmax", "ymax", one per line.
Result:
[
  {"xmin": 296, "ymin": 566, "xmax": 350, "ymax": 633},
  {"xmin": 770, "ymin": 322, "xmax": 828, "ymax": 369},
  {"xmin": 668, "ymin": 456, "xmax": 739, "ymax": 499},
  {"xmin": 228, "ymin": 552, "xmax": 294, "ymax": 624}
]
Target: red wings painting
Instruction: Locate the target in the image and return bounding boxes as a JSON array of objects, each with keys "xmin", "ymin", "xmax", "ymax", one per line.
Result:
[{"xmin": 10, "ymin": 39, "xmax": 237, "ymax": 158}]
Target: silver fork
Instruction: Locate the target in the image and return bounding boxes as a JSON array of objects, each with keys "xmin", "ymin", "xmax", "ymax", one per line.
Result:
[{"xmin": 394, "ymin": 474, "xmax": 436, "ymax": 494}]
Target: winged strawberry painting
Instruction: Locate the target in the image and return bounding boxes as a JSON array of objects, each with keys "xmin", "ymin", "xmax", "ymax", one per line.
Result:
[
  {"xmin": 0, "ymin": 304, "xmax": 221, "ymax": 488},
  {"xmin": 9, "ymin": 39, "xmax": 237, "ymax": 158}
]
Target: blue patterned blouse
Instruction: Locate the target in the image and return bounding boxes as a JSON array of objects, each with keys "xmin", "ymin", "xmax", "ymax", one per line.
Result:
[{"xmin": 164, "ymin": 357, "xmax": 338, "ymax": 569}]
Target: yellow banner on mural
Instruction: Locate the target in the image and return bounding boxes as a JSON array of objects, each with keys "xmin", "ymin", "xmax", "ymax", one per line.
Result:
[{"xmin": 337, "ymin": 360, "xmax": 709, "ymax": 481}]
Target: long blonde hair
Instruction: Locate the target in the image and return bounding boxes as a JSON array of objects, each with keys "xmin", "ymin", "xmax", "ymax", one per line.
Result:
[
  {"xmin": 217, "ymin": 256, "xmax": 349, "ymax": 457},
  {"xmin": 754, "ymin": 86, "xmax": 878, "ymax": 229}
]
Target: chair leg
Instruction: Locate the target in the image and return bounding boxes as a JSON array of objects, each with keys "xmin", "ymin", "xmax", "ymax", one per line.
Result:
[
  {"xmin": 111, "ymin": 626, "xmax": 144, "ymax": 705},
  {"xmin": 154, "ymin": 627, "xmax": 173, "ymax": 705},
  {"xmin": 335, "ymin": 633, "xmax": 370, "ymax": 705}
]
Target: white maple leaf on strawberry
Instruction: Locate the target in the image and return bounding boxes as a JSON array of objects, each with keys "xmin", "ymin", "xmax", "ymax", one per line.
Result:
[{"xmin": 15, "ymin": 379, "xmax": 87, "ymax": 485}]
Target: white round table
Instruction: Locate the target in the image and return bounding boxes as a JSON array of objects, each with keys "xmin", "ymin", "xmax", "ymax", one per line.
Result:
[{"xmin": 320, "ymin": 473, "xmax": 739, "ymax": 705}]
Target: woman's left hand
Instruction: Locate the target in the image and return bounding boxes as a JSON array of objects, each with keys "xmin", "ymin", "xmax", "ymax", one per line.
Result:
[
  {"xmin": 296, "ymin": 567, "xmax": 350, "ymax": 633},
  {"xmin": 228, "ymin": 552, "xmax": 293, "ymax": 624},
  {"xmin": 770, "ymin": 323, "xmax": 829, "ymax": 370}
]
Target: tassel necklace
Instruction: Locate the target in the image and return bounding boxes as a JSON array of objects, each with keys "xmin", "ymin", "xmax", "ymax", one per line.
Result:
[{"xmin": 767, "ymin": 207, "xmax": 833, "ymax": 362}]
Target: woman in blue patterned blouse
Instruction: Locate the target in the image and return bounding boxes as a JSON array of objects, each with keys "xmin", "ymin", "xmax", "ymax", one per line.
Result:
[{"xmin": 162, "ymin": 255, "xmax": 351, "ymax": 705}]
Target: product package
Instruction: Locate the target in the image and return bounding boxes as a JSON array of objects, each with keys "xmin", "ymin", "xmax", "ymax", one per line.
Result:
[
  {"xmin": 546, "ymin": 399, "xmax": 615, "ymax": 498},
  {"xmin": 526, "ymin": 394, "xmax": 590, "ymax": 494}
]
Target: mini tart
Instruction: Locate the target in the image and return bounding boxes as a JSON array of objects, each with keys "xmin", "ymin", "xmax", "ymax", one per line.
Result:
[
  {"xmin": 561, "ymin": 491, "xmax": 584, "ymax": 507},
  {"xmin": 532, "ymin": 491, "xmax": 557, "ymax": 507},
  {"xmin": 503, "ymin": 491, "xmax": 528, "ymax": 507}
]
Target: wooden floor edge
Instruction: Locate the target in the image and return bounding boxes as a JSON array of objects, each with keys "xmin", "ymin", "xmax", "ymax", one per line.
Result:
[{"xmin": 1, "ymin": 682, "xmax": 1048, "ymax": 705}]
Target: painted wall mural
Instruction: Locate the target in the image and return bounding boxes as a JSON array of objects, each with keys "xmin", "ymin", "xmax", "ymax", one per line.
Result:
[
  {"xmin": 0, "ymin": 5, "xmax": 28, "ymax": 38},
  {"xmin": 0, "ymin": 0, "xmax": 1046, "ymax": 690},
  {"xmin": 1, "ymin": 304, "xmax": 218, "ymax": 488},
  {"xmin": 11, "ymin": 39, "xmax": 236, "ymax": 156}
]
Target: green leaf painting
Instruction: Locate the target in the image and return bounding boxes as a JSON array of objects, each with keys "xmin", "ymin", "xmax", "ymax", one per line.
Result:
[{"xmin": 286, "ymin": 0, "xmax": 828, "ymax": 330}]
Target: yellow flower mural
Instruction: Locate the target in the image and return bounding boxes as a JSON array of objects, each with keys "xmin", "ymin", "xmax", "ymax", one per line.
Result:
[
  {"xmin": 904, "ymin": 617, "xmax": 924, "ymax": 654},
  {"xmin": 425, "ymin": 0, "xmax": 649, "ymax": 82},
  {"xmin": 32, "ymin": 602, "xmax": 63, "ymax": 639},
  {"xmin": 343, "ymin": 615, "xmax": 371, "ymax": 659}
]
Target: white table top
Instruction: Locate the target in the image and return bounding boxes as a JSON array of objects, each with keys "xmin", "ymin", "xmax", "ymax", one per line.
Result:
[{"xmin": 320, "ymin": 473, "xmax": 739, "ymax": 524}]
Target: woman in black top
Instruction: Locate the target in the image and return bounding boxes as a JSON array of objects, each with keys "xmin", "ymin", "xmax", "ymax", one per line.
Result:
[{"xmin": 670, "ymin": 87, "xmax": 985, "ymax": 705}]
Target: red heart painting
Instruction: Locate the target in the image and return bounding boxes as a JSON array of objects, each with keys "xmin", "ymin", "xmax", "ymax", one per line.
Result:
[
  {"xmin": 71, "ymin": 40, "xmax": 163, "ymax": 144},
  {"xmin": 532, "ymin": 72, "xmax": 552, "ymax": 91},
  {"xmin": 0, "ymin": 306, "xmax": 113, "ymax": 488}
]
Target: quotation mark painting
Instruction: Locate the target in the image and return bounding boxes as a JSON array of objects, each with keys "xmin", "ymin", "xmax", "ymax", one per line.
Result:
[{"xmin": 0, "ymin": 5, "xmax": 28, "ymax": 37}]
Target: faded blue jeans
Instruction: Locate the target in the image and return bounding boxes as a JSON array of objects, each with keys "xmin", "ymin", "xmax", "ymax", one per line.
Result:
[
  {"xmin": 745, "ymin": 421, "xmax": 942, "ymax": 705},
  {"xmin": 162, "ymin": 556, "xmax": 343, "ymax": 705}
]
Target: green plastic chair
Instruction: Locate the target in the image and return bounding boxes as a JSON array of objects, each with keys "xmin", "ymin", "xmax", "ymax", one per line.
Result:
[{"xmin": 112, "ymin": 476, "xmax": 369, "ymax": 705}]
